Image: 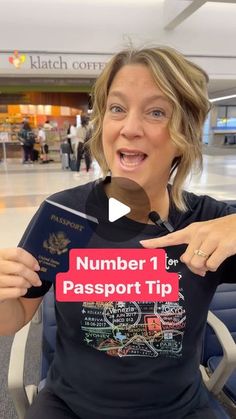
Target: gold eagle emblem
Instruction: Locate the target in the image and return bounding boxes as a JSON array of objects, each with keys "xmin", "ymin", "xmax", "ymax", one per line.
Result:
[{"xmin": 43, "ymin": 231, "xmax": 71, "ymax": 255}]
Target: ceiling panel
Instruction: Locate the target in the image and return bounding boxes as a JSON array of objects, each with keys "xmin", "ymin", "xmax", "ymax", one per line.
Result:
[{"xmin": 0, "ymin": 0, "xmax": 236, "ymax": 101}]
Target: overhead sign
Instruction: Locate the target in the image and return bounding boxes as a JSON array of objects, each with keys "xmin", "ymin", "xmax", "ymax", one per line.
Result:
[
  {"xmin": 1, "ymin": 50, "xmax": 236, "ymax": 81},
  {"xmin": 0, "ymin": 50, "xmax": 111, "ymax": 77}
]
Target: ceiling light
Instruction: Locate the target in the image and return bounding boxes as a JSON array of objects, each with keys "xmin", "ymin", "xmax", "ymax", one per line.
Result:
[{"xmin": 210, "ymin": 94, "xmax": 236, "ymax": 103}]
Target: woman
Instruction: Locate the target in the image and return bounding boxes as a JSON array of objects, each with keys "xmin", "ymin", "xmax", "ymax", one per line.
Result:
[
  {"xmin": 18, "ymin": 121, "xmax": 36, "ymax": 164},
  {"xmin": 67, "ymin": 122, "xmax": 79, "ymax": 155},
  {"xmin": 0, "ymin": 46, "xmax": 236, "ymax": 419},
  {"xmin": 76, "ymin": 115, "xmax": 92, "ymax": 172},
  {"xmin": 37, "ymin": 125, "xmax": 49, "ymax": 163}
]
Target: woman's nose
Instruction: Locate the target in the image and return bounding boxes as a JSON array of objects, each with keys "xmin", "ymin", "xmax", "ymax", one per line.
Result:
[{"xmin": 120, "ymin": 111, "xmax": 144, "ymax": 139}]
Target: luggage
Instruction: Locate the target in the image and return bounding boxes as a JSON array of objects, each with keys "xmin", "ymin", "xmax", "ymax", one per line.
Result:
[
  {"xmin": 60, "ymin": 142, "xmax": 70, "ymax": 169},
  {"xmin": 32, "ymin": 149, "xmax": 39, "ymax": 161},
  {"xmin": 70, "ymin": 158, "xmax": 77, "ymax": 171},
  {"xmin": 61, "ymin": 153, "xmax": 69, "ymax": 169}
]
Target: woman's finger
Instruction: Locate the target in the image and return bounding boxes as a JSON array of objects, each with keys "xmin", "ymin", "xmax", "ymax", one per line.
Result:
[
  {"xmin": 0, "ymin": 247, "xmax": 40, "ymax": 271},
  {"xmin": 0, "ymin": 260, "xmax": 41, "ymax": 287}
]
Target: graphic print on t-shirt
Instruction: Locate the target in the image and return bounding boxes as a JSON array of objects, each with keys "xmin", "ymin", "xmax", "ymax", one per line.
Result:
[{"xmin": 81, "ymin": 290, "xmax": 186, "ymax": 359}]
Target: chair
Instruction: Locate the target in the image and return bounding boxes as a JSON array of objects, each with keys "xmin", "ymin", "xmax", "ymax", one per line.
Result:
[
  {"xmin": 8, "ymin": 290, "xmax": 56, "ymax": 419},
  {"xmin": 201, "ymin": 283, "xmax": 236, "ymax": 410},
  {"xmin": 201, "ymin": 196, "xmax": 236, "ymax": 413},
  {"xmin": 8, "ymin": 288, "xmax": 235, "ymax": 419},
  {"xmin": 39, "ymin": 290, "xmax": 56, "ymax": 388}
]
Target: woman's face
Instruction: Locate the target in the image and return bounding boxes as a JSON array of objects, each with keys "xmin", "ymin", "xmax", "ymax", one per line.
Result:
[{"xmin": 102, "ymin": 64, "xmax": 179, "ymax": 194}]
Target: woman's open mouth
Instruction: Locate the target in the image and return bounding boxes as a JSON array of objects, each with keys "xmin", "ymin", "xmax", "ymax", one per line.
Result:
[{"xmin": 118, "ymin": 150, "xmax": 147, "ymax": 168}]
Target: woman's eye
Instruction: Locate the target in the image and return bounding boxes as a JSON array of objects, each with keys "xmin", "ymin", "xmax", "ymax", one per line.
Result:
[
  {"xmin": 149, "ymin": 109, "xmax": 166, "ymax": 119},
  {"xmin": 109, "ymin": 105, "xmax": 124, "ymax": 113}
]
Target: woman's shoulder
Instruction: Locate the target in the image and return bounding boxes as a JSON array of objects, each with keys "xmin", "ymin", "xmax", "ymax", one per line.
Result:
[
  {"xmin": 183, "ymin": 189, "xmax": 236, "ymax": 218},
  {"xmin": 45, "ymin": 180, "xmax": 99, "ymax": 212},
  {"xmin": 168, "ymin": 188, "xmax": 235, "ymax": 230},
  {"xmin": 48, "ymin": 181, "xmax": 93, "ymax": 202}
]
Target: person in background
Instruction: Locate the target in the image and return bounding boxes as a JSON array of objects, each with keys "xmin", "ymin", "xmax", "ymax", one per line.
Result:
[
  {"xmin": 37, "ymin": 125, "xmax": 49, "ymax": 164},
  {"xmin": 1, "ymin": 46, "xmax": 236, "ymax": 419},
  {"xmin": 66, "ymin": 122, "xmax": 82, "ymax": 170},
  {"xmin": 66, "ymin": 124, "xmax": 74, "ymax": 155},
  {"xmin": 43, "ymin": 120, "xmax": 52, "ymax": 131},
  {"xmin": 76, "ymin": 115, "xmax": 92, "ymax": 171},
  {"xmin": 67, "ymin": 122, "xmax": 79, "ymax": 155},
  {"xmin": 83, "ymin": 118, "xmax": 93, "ymax": 171},
  {"xmin": 18, "ymin": 121, "xmax": 36, "ymax": 164}
]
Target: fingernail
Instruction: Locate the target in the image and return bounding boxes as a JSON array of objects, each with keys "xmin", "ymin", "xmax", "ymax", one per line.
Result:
[{"xmin": 34, "ymin": 264, "xmax": 40, "ymax": 271}]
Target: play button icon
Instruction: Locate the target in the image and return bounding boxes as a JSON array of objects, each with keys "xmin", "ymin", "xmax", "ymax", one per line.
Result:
[
  {"xmin": 85, "ymin": 176, "xmax": 151, "ymax": 242},
  {"xmin": 108, "ymin": 197, "xmax": 131, "ymax": 222}
]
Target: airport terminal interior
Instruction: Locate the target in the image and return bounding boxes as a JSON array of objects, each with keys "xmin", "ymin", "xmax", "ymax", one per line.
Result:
[{"xmin": 1, "ymin": 0, "xmax": 236, "ymax": 418}]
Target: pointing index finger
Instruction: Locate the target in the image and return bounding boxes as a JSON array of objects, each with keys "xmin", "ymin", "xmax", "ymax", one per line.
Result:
[{"xmin": 140, "ymin": 228, "xmax": 189, "ymax": 248}]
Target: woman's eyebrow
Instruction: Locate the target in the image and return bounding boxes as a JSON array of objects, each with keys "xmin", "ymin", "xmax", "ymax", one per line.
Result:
[
  {"xmin": 107, "ymin": 91, "xmax": 127, "ymax": 100},
  {"xmin": 108, "ymin": 91, "xmax": 171, "ymax": 105},
  {"xmin": 146, "ymin": 94, "xmax": 172, "ymax": 105}
]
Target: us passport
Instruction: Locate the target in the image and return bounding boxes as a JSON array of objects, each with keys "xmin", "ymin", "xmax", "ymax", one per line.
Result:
[{"xmin": 19, "ymin": 199, "xmax": 98, "ymax": 283}]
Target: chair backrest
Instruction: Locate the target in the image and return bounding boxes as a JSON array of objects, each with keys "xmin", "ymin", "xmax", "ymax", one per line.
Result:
[
  {"xmin": 202, "ymin": 283, "xmax": 236, "ymax": 366},
  {"xmin": 202, "ymin": 195, "xmax": 236, "ymax": 361},
  {"xmin": 41, "ymin": 288, "xmax": 56, "ymax": 380}
]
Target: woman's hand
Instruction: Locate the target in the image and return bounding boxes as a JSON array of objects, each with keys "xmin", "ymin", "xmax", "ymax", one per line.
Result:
[
  {"xmin": 140, "ymin": 214, "xmax": 236, "ymax": 277},
  {"xmin": 0, "ymin": 248, "xmax": 42, "ymax": 301}
]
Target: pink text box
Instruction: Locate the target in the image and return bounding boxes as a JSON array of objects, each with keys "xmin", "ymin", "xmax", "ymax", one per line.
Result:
[{"xmin": 56, "ymin": 248, "xmax": 179, "ymax": 302}]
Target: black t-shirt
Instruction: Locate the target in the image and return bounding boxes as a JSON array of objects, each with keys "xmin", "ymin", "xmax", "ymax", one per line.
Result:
[{"xmin": 20, "ymin": 179, "xmax": 236, "ymax": 419}]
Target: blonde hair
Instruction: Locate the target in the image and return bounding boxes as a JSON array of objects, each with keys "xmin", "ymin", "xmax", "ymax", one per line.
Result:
[{"xmin": 90, "ymin": 46, "xmax": 211, "ymax": 211}]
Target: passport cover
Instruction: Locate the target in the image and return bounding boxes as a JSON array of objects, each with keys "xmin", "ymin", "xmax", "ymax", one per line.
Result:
[{"xmin": 19, "ymin": 199, "xmax": 98, "ymax": 283}]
